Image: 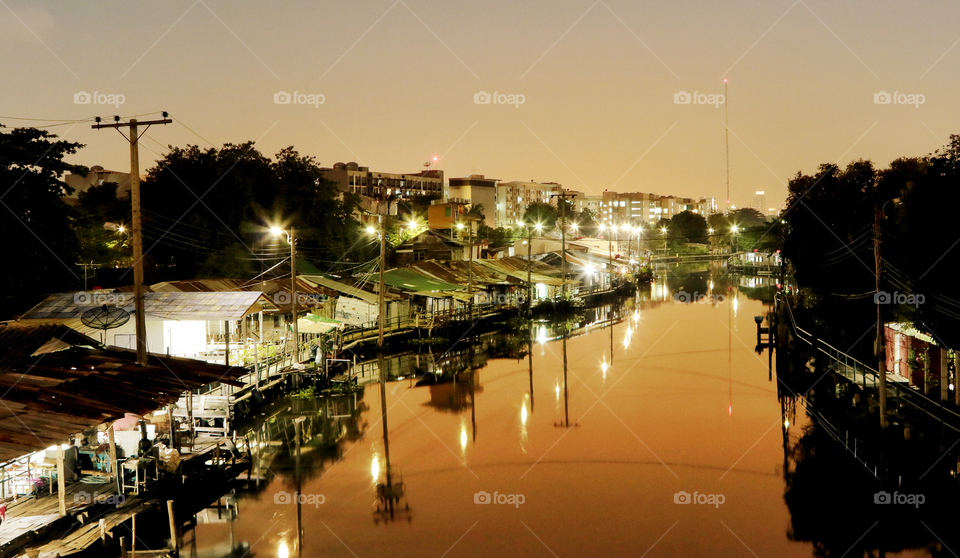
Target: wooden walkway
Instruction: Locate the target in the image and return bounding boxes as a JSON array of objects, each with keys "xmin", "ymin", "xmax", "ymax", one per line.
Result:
[{"xmin": 0, "ymin": 476, "xmax": 147, "ymax": 557}]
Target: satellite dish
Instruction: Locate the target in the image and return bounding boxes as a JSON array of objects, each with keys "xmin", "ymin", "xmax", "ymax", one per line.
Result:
[{"xmin": 81, "ymin": 305, "xmax": 131, "ymax": 331}]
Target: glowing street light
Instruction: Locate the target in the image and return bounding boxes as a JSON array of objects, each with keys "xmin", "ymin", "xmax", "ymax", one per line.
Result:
[{"xmin": 270, "ymin": 226, "xmax": 299, "ymax": 363}]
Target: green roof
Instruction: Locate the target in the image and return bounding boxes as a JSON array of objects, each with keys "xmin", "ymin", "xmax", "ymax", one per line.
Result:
[{"xmin": 382, "ymin": 268, "xmax": 462, "ymax": 292}]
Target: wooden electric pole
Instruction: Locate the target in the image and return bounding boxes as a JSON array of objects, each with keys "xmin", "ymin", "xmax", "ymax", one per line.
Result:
[
  {"xmin": 551, "ymin": 191, "xmax": 577, "ymax": 299},
  {"xmin": 93, "ymin": 114, "xmax": 172, "ymax": 365},
  {"xmin": 874, "ymin": 201, "xmax": 888, "ymax": 429}
]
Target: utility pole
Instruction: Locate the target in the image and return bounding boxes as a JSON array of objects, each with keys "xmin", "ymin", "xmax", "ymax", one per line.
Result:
[
  {"xmin": 93, "ymin": 114, "xmax": 171, "ymax": 366},
  {"xmin": 874, "ymin": 201, "xmax": 888, "ymax": 429},
  {"xmin": 551, "ymin": 192, "xmax": 577, "ymax": 300},
  {"xmin": 76, "ymin": 261, "xmax": 100, "ymax": 291},
  {"xmin": 527, "ymin": 225, "xmax": 533, "ymax": 315},
  {"xmin": 290, "ymin": 226, "xmax": 298, "ymax": 365},
  {"xmin": 376, "ymin": 212, "xmax": 393, "ymax": 516},
  {"xmin": 724, "ymin": 79, "xmax": 730, "ymax": 211}
]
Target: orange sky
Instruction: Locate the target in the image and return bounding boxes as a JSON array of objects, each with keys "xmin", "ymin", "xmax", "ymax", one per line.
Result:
[{"xmin": 3, "ymin": 1, "xmax": 959, "ymax": 209}]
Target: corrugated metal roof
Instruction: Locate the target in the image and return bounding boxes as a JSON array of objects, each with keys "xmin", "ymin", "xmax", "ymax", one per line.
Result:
[
  {"xmin": 0, "ymin": 323, "xmax": 247, "ymax": 462},
  {"xmin": 406, "ymin": 260, "xmax": 506, "ymax": 288},
  {"xmin": 21, "ymin": 291, "xmax": 271, "ymax": 321},
  {"xmin": 300, "ymin": 274, "xmax": 381, "ymax": 305},
  {"xmin": 382, "ymin": 268, "xmax": 461, "ymax": 292},
  {"xmin": 114, "ymin": 277, "xmax": 327, "ymax": 314}
]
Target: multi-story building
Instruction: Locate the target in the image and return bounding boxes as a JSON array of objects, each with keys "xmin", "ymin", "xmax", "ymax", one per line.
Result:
[
  {"xmin": 600, "ymin": 191, "xmax": 716, "ymax": 226},
  {"xmin": 754, "ymin": 191, "xmax": 767, "ymax": 213},
  {"xmin": 320, "ymin": 162, "xmax": 443, "ymax": 200},
  {"xmin": 448, "ymin": 174, "xmax": 498, "ymax": 229},
  {"xmin": 564, "ymin": 190, "xmax": 602, "ymax": 219},
  {"xmin": 495, "ymin": 180, "xmax": 562, "ymax": 227}
]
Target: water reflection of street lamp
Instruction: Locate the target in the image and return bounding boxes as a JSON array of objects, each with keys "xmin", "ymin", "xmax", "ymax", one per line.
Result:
[
  {"xmin": 365, "ymin": 219, "xmax": 394, "ymax": 517},
  {"xmin": 270, "ymin": 226, "xmax": 299, "ymax": 364}
]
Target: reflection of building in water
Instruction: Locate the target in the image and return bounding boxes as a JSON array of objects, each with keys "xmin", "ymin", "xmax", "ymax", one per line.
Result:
[
  {"xmin": 426, "ymin": 372, "xmax": 482, "ymax": 412},
  {"xmin": 737, "ymin": 275, "xmax": 779, "ymax": 288}
]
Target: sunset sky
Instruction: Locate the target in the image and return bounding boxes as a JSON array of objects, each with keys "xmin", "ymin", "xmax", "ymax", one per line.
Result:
[{"xmin": 3, "ymin": 0, "xmax": 958, "ymax": 209}]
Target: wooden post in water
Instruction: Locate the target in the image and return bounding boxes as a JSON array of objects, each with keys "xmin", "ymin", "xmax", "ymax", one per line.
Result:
[
  {"xmin": 120, "ymin": 536, "xmax": 127, "ymax": 558},
  {"xmin": 132, "ymin": 513, "xmax": 136, "ymax": 557},
  {"xmin": 167, "ymin": 500, "xmax": 178, "ymax": 553},
  {"xmin": 56, "ymin": 444, "xmax": 66, "ymax": 517}
]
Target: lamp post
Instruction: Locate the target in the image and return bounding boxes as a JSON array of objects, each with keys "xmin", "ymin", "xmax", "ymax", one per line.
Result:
[
  {"xmin": 527, "ymin": 222, "xmax": 542, "ymax": 313},
  {"xmin": 270, "ymin": 227, "xmax": 299, "ymax": 364},
  {"xmin": 661, "ymin": 226, "xmax": 668, "ymax": 255},
  {"xmin": 731, "ymin": 225, "xmax": 739, "ymax": 253},
  {"xmin": 599, "ymin": 224, "xmax": 612, "ymax": 289},
  {"xmin": 457, "ymin": 222, "xmax": 474, "ymax": 323},
  {"xmin": 366, "ymin": 219, "xmax": 393, "ymax": 513}
]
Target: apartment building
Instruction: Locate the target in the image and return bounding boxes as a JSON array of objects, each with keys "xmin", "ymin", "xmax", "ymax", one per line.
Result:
[
  {"xmin": 449, "ymin": 174, "xmax": 497, "ymax": 228},
  {"xmin": 600, "ymin": 191, "xmax": 716, "ymax": 225},
  {"xmin": 495, "ymin": 180, "xmax": 562, "ymax": 227},
  {"xmin": 320, "ymin": 161, "xmax": 443, "ymax": 200}
]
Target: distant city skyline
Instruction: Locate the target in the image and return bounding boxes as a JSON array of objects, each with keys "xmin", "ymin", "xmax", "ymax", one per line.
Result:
[{"xmin": 4, "ymin": 1, "xmax": 958, "ymax": 210}]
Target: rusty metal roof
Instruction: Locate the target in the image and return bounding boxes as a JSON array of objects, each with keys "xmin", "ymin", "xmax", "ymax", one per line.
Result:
[
  {"xmin": 406, "ymin": 260, "xmax": 506, "ymax": 288},
  {"xmin": 21, "ymin": 291, "xmax": 272, "ymax": 321},
  {"xmin": 0, "ymin": 323, "xmax": 247, "ymax": 462}
]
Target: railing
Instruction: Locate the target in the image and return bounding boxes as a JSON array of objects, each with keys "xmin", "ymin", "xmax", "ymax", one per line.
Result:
[
  {"xmin": 0, "ymin": 449, "xmax": 51, "ymax": 500},
  {"xmin": 777, "ymin": 292, "xmax": 960, "ymax": 434}
]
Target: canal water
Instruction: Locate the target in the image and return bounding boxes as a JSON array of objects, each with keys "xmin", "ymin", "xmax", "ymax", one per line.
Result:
[{"xmin": 181, "ymin": 266, "xmax": 930, "ymax": 558}]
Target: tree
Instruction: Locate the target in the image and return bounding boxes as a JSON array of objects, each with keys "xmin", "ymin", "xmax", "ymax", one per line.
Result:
[
  {"xmin": 140, "ymin": 143, "xmax": 364, "ymax": 280},
  {"xmin": 576, "ymin": 209, "xmax": 599, "ymax": 236},
  {"xmin": 0, "ymin": 126, "xmax": 86, "ymax": 318},
  {"xmin": 729, "ymin": 207, "xmax": 766, "ymax": 228},
  {"xmin": 76, "ymin": 181, "xmax": 132, "ymax": 268},
  {"xmin": 671, "ymin": 210, "xmax": 708, "ymax": 243},
  {"xmin": 522, "ymin": 201, "xmax": 558, "ymax": 230}
]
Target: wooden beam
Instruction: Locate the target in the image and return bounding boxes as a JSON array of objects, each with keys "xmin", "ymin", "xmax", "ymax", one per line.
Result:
[
  {"xmin": 57, "ymin": 444, "xmax": 66, "ymax": 517},
  {"xmin": 108, "ymin": 422, "xmax": 118, "ymax": 482}
]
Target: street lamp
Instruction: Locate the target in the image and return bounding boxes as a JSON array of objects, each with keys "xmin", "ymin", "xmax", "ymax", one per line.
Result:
[
  {"xmin": 661, "ymin": 226, "xmax": 667, "ymax": 254},
  {"xmin": 271, "ymin": 226, "xmax": 299, "ymax": 364},
  {"xmin": 731, "ymin": 225, "xmax": 739, "ymax": 253}
]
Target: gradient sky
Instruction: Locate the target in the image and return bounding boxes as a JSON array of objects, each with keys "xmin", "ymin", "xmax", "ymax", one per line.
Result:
[{"xmin": 3, "ymin": 0, "xmax": 959, "ymax": 209}]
